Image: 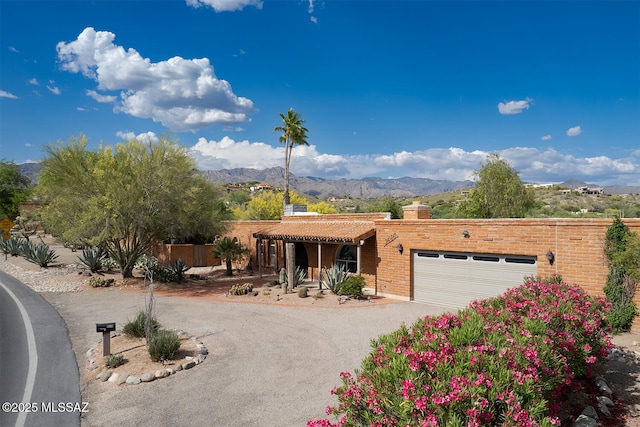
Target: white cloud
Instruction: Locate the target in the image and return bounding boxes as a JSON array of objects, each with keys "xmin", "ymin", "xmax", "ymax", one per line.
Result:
[
  {"xmin": 86, "ymin": 90, "xmax": 116, "ymax": 103},
  {"xmin": 497, "ymin": 98, "xmax": 533, "ymax": 115},
  {"xmin": 0, "ymin": 90, "xmax": 18, "ymax": 99},
  {"xmin": 541, "ymin": 135, "xmax": 552, "ymax": 141},
  {"xmin": 186, "ymin": 136, "xmax": 640, "ymax": 186},
  {"xmin": 566, "ymin": 126, "xmax": 583, "ymax": 136},
  {"xmin": 57, "ymin": 27, "xmax": 255, "ymax": 131},
  {"xmin": 47, "ymin": 85, "xmax": 61, "ymax": 95},
  {"xmin": 185, "ymin": 0, "xmax": 262, "ymax": 12},
  {"xmin": 9, "ymin": 46, "xmax": 19, "ymax": 53},
  {"xmin": 116, "ymin": 131, "xmax": 160, "ymax": 143},
  {"xmin": 28, "ymin": 78, "xmax": 39, "ymax": 85}
]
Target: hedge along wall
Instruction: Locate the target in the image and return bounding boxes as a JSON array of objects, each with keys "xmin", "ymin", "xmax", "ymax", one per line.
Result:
[{"xmin": 374, "ymin": 217, "xmax": 640, "ymax": 331}]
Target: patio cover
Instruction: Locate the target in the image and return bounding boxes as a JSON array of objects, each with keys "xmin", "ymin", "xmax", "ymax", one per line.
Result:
[{"xmin": 252, "ymin": 220, "xmax": 376, "ymax": 244}]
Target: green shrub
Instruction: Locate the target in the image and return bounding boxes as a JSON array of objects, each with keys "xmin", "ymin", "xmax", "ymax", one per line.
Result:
[
  {"xmin": 89, "ymin": 276, "xmax": 115, "ymax": 288},
  {"xmin": 148, "ymin": 329, "xmax": 181, "ymax": 362},
  {"xmin": 4, "ymin": 237, "xmax": 27, "ymax": 257},
  {"xmin": 229, "ymin": 283, "xmax": 253, "ymax": 295},
  {"xmin": 310, "ymin": 280, "xmax": 612, "ymax": 427},
  {"xmin": 106, "ymin": 353, "xmax": 123, "ymax": 368},
  {"xmin": 603, "ymin": 218, "xmax": 640, "ymax": 333},
  {"xmin": 284, "ymin": 266, "xmax": 308, "ymax": 288},
  {"xmin": 337, "ymin": 275, "xmax": 365, "ymax": 297},
  {"xmin": 24, "ymin": 242, "xmax": 58, "ymax": 267},
  {"xmin": 123, "ymin": 310, "xmax": 160, "ymax": 338},
  {"xmin": 168, "ymin": 258, "xmax": 191, "ymax": 283},
  {"xmin": 321, "ymin": 264, "xmax": 349, "ymax": 294},
  {"xmin": 78, "ymin": 246, "xmax": 108, "ymax": 272}
]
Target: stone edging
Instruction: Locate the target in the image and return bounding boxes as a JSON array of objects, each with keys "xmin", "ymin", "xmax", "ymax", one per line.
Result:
[
  {"xmin": 86, "ymin": 332, "xmax": 208, "ymax": 385},
  {"xmin": 571, "ymin": 346, "xmax": 640, "ymax": 427}
]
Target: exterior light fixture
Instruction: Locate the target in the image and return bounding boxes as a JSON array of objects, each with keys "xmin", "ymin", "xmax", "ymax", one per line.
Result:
[
  {"xmin": 462, "ymin": 230, "xmax": 470, "ymax": 238},
  {"xmin": 397, "ymin": 243, "xmax": 404, "ymax": 254},
  {"xmin": 546, "ymin": 249, "xmax": 555, "ymax": 265}
]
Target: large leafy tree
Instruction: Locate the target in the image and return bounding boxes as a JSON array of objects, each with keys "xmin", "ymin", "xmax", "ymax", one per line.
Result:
[
  {"xmin": 273, "ymin": 108, "xmax": 309, "ymax": 209},
  {"xmin": 457, "ymin": 154, "xmax": 534, "ymax": 218},
  {"xmin": 36, "ymin": 135, "xmax": 231, "ymax": 278},
  {"xmin": 367, "ymin": 198, "xmax": 403, "ymax": 219},
  {"xmin": 234, "ymin": 190, "xmax": 336, "ymax": 220},
  {"xmin": 0, "ymin": 160, "xmax": 31, "ymax": 220}
]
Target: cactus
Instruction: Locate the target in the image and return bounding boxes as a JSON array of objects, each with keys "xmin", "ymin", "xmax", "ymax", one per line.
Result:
[{"xmin": 298, "ymin": 286, "xmax": 308, "ymax": 298}]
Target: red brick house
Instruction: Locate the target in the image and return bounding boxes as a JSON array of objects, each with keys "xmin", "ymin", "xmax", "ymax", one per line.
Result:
[{"xmin": 226, "ymin": 202, "xmax": 640, "ymax": 330}]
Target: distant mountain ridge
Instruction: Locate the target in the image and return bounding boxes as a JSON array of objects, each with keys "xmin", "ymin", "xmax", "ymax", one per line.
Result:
[
  {"xmin": 17, "ymin": 163, "xmax": 640, "ymax": 198},
  {"xmin": 202, "ymin": 167, "xmax": 475, "ymax": 198}
]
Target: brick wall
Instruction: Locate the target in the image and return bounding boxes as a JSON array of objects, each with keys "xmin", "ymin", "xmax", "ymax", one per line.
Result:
[
  {"xmin": 374, "ymin": 217, "xmax": 640, "ymax": 329},
  {"xmin": 227, "ymin": 217, "xmax": 640, "ymax": 331}
]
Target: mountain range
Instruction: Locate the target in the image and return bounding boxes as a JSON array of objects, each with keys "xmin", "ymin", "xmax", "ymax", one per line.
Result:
[
  {"xmin": 202, "ymin": 167, "xmax": 475, "ymax": 198},
  {"xmin": 17, "ymin": 163, "xmax": 640, "ymax": 199}
]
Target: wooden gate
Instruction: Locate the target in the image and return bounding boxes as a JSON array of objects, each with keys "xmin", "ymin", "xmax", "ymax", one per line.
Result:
[{"xmin": 193, "ymin": 245, "xmax": 208, "ymax": 267}]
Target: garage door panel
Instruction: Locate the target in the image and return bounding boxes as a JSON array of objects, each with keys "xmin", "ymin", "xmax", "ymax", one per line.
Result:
[{"xmin": 413, "ymin": 251, "xmax": 536, "ymax": 308}]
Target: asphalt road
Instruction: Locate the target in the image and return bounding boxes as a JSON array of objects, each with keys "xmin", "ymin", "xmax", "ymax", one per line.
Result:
[{"xmin": 0, "ymin": 271, "xmax": 82, "ymax": 427}]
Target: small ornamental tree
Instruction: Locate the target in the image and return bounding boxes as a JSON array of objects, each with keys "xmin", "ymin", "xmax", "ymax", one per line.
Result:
[
  {"xmin": 212, "ymin": 237, "xmax": 249, "ymax": 276},
  {"xmin": 604, "ymin": 218, "xmax": 640, "ymax": 332}
]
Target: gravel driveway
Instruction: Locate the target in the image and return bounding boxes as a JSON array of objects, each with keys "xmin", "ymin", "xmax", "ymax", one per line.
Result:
[{"xmin": 42, "ymin": 287, "xmax": 452, "ymax": 427}]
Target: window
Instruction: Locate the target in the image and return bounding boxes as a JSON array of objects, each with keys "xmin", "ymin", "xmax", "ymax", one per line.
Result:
[{"xmin": 336, "ymin": 244, "xmax": 357, "ymax": 273}]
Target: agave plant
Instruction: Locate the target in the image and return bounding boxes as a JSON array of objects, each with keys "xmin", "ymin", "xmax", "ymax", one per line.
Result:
[
  {"xmin": 24, "ymin": 243, "xmax": 58, "ymax": 267},
  {"xmin": 168, "ymin": 258, "xmax": 191, "ymax": 283},
  {"xmin": 78, "ymin": 246, "xmax": 108, "ymax": 272},
  {"xmin": 3, "ymin": 236, "xmax": 26, "ymax": 257},
  {"xmin": 283, "ymin": 265, "xmax": 308, "ymax": 288},
  {"xmin": 321, "ymin": 264, "xmax": 349, "ymax": 294}
]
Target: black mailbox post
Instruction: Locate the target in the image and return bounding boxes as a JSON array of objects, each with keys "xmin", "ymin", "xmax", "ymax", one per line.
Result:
[{"xmin": 96, "ymin": 322, "xmax": 116, "ymax": 356}]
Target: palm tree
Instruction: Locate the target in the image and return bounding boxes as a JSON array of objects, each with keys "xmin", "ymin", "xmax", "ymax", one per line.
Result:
[
  {"xmin": 212, "ymin": 237, "xmax": 248, "ymax": 276},
  {"xmin": 273, "ymin": 108, "xmax": 309, "ymax": 209}
]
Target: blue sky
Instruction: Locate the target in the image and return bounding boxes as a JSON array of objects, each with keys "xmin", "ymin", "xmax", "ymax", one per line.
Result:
[{"xmin": 1, "ymin": 0, "xmax": 639, "ymax": 186}]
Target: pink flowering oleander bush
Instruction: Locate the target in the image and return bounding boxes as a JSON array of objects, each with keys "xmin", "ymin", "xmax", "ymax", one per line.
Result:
[{"xmin": 308, "ymin": 280, "xmax": 612, "ymax": 427}]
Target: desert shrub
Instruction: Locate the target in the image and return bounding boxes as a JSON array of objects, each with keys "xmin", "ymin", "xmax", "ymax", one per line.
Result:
[
  {"xmin": 78, "ymin": 246, "xmax": 108, "ymax": 272},
  {"xmin": 309, "ymin": 279, "xmax": 612, "ymax": 427},
  {"xmin": 229, "ymin": 283, "xmax": 253, "ymax": 295},
  {"xmin": 0, "ymin": 237, "xmax": 15, "ymax": 256},
  {"xmin": 337, "ymin": 275, "xmax": 365, "ymax": 297},
  {"xmin": 4, "ymin": 237, "xmax": 28, "ymax": 257},
  {"xmin": 24, "ymin": 242, "xmax": 58, "ymax": 267},
  {"xmin": 148, "ymin": 329, "xmax": 181, "ymax": 362},
  {"xmin": 123, "ymin": 310, "xmax": 160, "ymax": 338},
  {"xmin": 106, "ymin": 353, "xmax": 123, "ymax": 368},
  {"xmin": 168, "ymin": 258, "xmax": 191, "ymax": 283},
  {"xmin": 284, "ymin": 266, "xmax": 308, "ymax": 288},
  {"xmin": 89, "ymin": 276, "xmax": 115, "ymax": 288},
  {"xmin": 136, "ymin": 255, "xmax": 174, "ymax": 282},
  {"xmin": 321, "ymin": 264, "xmax": 349, "ymax": 294},
  {"xmin": 603, "ymin": 218, "xmax": 639, "ymax": 333}
]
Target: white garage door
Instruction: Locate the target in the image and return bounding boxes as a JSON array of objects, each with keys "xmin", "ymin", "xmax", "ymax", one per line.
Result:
[{"xmin": 413, "ymin": 251, "xmax": 537, "ymax": 308}]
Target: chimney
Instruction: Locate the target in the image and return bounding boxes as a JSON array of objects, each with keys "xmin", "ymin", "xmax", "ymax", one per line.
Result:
[{"xmin": 402, "ymin": 201, "xmax": 431, "ymax": 220}]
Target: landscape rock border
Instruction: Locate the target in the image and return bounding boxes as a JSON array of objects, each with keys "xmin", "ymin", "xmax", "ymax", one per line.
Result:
[
  {"xmin": 86, "ymin": 332, "xmax": 208, "ymax": 386},
  {"xmin": 571, "ymin": 345, "xmax": 640, "ymax": 426}
]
